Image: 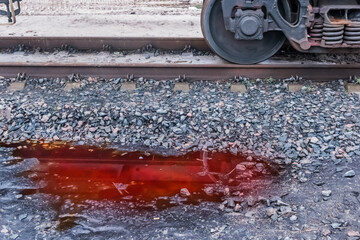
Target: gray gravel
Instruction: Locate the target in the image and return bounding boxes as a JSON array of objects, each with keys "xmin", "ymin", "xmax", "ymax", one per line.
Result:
[
  {"xmin": 1, "ymin": 77, "xmax": 360, "ymax": 239},
  {"xmin": 1, "ymin": 77, "xmax": 360, "ymax": 162}
]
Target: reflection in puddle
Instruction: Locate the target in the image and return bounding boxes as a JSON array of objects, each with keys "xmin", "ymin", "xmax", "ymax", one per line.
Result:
[
  {"xmin": 0, "ymin": 142, "xmax": 286, "ymax": 236},
  {"xmin": 11, "ymin": 142, "xmax": 282, "ymax": 206},
  {"xmin": 0, "ymin": 143, "xmax": 288, "ymax": 236}
]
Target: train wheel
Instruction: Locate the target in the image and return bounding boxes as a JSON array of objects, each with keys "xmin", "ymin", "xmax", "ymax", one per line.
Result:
[{"xmin": 201, "ymin": 0, "xmax": 291, "ymax": 64}]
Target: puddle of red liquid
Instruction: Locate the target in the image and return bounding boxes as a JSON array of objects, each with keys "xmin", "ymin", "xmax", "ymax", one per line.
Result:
[{"xmin": 11, "ymin": 142, "xmax": 281, "ymax": 205}]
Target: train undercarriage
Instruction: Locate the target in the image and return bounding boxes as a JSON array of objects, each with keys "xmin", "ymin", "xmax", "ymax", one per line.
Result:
[{"xmin": 201, "ymin": 0, "xmax": 360, "ymax": 64}]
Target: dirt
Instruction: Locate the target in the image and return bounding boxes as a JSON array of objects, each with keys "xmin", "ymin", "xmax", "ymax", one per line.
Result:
[{"xmin": 2, "ymin": 0, "xmax": 203, "ymax": 37}]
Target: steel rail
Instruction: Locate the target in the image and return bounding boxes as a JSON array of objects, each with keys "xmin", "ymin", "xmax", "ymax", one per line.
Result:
[
  {"xmin": 0, "ymin": 36, "xmax": 209, "ymax": 51},
  {"xmin": 0, "ymin": 36, "xmax": 359, "ymax": 80},
  {"xmin": 0, "ymin": 62, "xmax": 358, "ymax": 81}
]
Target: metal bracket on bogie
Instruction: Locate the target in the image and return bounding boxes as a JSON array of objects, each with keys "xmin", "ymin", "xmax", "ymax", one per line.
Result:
[
  {"xmin": 220, "ymin": 0, "xmax": 312, "ymax": 51},
  {"xmin": 0, "ymin": 0, "xmax": 21, "ymax": 25}
]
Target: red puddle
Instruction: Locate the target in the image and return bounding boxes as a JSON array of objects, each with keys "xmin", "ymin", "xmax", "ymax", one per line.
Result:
[{"xmin": 12, "ymin": 142, "xmax": 280, "ymax": 204}]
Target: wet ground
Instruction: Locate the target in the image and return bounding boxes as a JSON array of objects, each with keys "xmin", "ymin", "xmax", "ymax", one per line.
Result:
[
  {"xmin": 0, "ymin": 142, "xmax": 281, "ymax": 239},
  {"xmin": 1, "ymin": 142, "xmax": 360, "ymax": 239}
]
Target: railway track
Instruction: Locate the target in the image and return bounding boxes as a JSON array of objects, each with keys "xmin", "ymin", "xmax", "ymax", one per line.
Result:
[{"xmin": 0, "ymin": 36, "xmax": 360, "ymax": 81}]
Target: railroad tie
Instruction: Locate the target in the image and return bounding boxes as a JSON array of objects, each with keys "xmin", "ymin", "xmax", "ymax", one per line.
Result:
[
  {"xmin": 288, "ymin": 84, "xmax": 303, "ymax": 92},
  {"xmin": 230, "ymin": 84, "xmax": 247, "ymax": 93},
  {"xmin": 8, "ymin": 82, "xmax": 25, "ymax": 92},
  {"xmin": 64, "ymin": 82, "xmax": 82, "ymax": 91},
  {"xmin": 121, "ymin": 82, "xmax": 136, "ymax": 91},
  {"xmin": 347, "ymin": 83, "xmax": 360, "ymax": 97},
  {"xmin": 173, "ymin": 83, "xmax": 190, "ymax": 92}
]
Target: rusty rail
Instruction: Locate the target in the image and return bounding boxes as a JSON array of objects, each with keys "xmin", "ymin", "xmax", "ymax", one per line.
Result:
[
  {"xmin": 0, "ymin": 62, "xmax": 359, "ymax": 81},
  {"xmin": 0, "ymin": 36, "xmax": 209, "ymax": 51},
  {"xmin": 0, "ymin": 36, "xmax": 359, "ymax": 80}
]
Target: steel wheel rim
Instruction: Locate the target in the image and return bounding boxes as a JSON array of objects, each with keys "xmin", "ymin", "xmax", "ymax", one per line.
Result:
[{"xmin": 201, "ymin": 0, "xmax": 289, "ymax": 64}]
